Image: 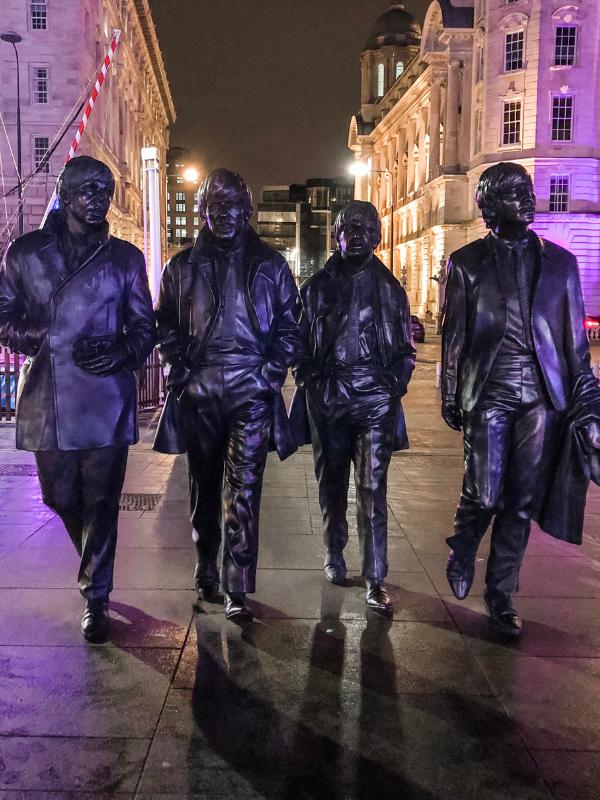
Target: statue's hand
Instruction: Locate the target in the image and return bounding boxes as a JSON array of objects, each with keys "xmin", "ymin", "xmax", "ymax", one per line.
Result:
[
  {"xmin": 75, "ymin": 341, "xmax": 131, "ymax": 376},
  {"xmin": 442, "ymin": 398, "xmax": 463, "ymax": 431}
]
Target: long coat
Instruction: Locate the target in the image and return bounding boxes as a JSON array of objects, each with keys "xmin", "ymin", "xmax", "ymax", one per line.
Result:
[
  {"xmin": 153, "ymin": 226, "xmax": 301, "ymax": 460},
  {"xmin": 0, "ymin": 212, "xmax": 155, "ymax": 451},
  {"xmin": 289, "ymin": 252, "xmax": 416, "ymax": 451},
  {"xmin": 442, "ymin": 232, "xmax": 593, "ymax": 412}
]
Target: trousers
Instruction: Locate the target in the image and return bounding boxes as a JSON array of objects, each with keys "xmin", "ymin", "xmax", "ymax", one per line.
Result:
[
  {"xmin": 307, "ymin": 368, "xmax": 398, "ymax": 581},
  {"xmin": 447, "ymin": 355, "xmax": 558, "ymax": 602},
  {"xmin": 179, "ymin": 363, "xmax": 273, "ymax": 594},
  {"xmin": 35, "ymin": 446, "xmax": 129, "ymax": 601}
]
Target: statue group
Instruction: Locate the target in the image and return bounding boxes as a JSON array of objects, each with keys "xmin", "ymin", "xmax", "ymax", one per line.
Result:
[{"xmin": 0, "ymin": 157, "xmax": 597, "ymax": 644}]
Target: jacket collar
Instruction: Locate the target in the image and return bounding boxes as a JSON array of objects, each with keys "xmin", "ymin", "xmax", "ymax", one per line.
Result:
[
  {"xmin": 187, "ymin": 225, "xmax": 271, "ymax": 265},
  {"xmin": 39, "ymin": 210, "xmax": 110, "ymax": 283}
]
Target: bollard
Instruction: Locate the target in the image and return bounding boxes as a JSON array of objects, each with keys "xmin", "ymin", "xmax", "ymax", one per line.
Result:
[{"xmin": 435, "ymin": 361, "xmax": 442, "ymax": 388}]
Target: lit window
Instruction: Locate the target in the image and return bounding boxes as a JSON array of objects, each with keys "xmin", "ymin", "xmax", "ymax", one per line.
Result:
[
  {"xmin": 502, "ymin": 100, "xmax": 521, "ymax": 145},
  {"xmin": 193, "ymin": 202, "xmax": 199, "ymax": 212},
  {"xmin": 504, "ymin": 31, "xmax": 524, "ymax": 71},
  {"xmin": 33, "ymin": 136, "xmax": 49, "ymax": 173},
  {"xmin": 193, "ymin": 216, "xmax": 199, "ymax": 226},
  {"xmin": 395, "ymin": 61, "xmax": 404, "ymax": 79},
  {"xmin": 549, "ymin": 176, "xmax": 569, "ymax": 212},
  {"xmin": 552, "ymin": 95, "xmax": 573, "ymax": 141},
  {"xmin": 30, "ymin": 1, "xmax": 47, "ymax": 29},
  {"xmin": 166, "ymin": 216, "xmax": 171, "ymax": 225},
  {"xmin": 175, "ymin": 192, "xmax": 185, "ymax": 201},
  {"xmin": 176, "ymin": 176, "xmax": 183, "ymax": 184},
  {"xmin": 554, "ymin": 26, "xmax": 577, "ymax": 66},
  {"xmin": 176, "ymin": 202, "xmax": 185, "ymax": 212},
  {"xmin": 193, "ymin": 229, "xmax": 199, "ymax": 238},
  {"xmin": 377, "ymin": 63, "xmax": 385, "ymax": 97},
  {"xmin": 32, "ymin": 66, "xmax": 48, "ymax": 104}
]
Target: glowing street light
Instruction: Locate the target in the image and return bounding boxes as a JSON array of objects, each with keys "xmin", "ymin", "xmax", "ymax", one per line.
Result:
[
  {"xmin": 183, "ymin": 166, "xmax": 199, "ymax": 183},
  {"xmin": 348, "ymin": 160, "xmax": 370, "ymax": 177}
]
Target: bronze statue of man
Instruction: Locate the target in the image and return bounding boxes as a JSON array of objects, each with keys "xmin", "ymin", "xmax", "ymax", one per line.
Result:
[
  {"xmin": 0, "ymin": 156, "xmax": 156, "ymax": 643},
  {"xmin": 442, "ymin": 162, "xmax": 594, "ymax": 639},
  {"xmin": 291, "ymin": 200, "xmax": 415, "ymax": 614},
  {"xmin": 154, "ymin": 168, "xmax": 300, "ymax": 620}
]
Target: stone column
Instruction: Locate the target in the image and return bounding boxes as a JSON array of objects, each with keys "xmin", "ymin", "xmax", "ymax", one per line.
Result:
[
  {"xmin": 428, "ymin": 79, "xmax": 442, "ymax": 181},
  {"xmin": 405, "ymin": 118, "xmax": 416, "ymax": 194},
  {"xmin": 395, "ymin": 130, "xmax": 406, "ymax": 203},
  {"xmin": 418, "ymin": 107, "xmax": 428, "ymax": 189},
  {"xmin": 443, "ymin": 58, "xmax": 461, "ymax": 170},
  {"xmin": 458, "ymin": 55, "xmax": 473, "ymax": 169}
]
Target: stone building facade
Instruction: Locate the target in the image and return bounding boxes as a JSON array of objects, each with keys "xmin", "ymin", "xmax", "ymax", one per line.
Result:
[
  {"xmin": 349, "ymin": 0, "xmax": 600, "ymax": 315},
  {"xmin": 0, "ymin": 0, "xmax": 175, "ymax": 255}
]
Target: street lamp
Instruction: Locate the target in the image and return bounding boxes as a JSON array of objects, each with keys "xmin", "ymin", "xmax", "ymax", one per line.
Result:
[
  {"xmin": 1, "ymin": 31, "xmax": 23, "ymax": 237},
  {"xmin": 348, "ymin": 160, "xmax": 397, "ymax": 278}
]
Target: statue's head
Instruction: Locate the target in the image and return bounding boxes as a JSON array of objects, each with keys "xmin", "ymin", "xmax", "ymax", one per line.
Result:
[
  {"xmin": 334, "ymin": 200, "xmax": 381, "ymax": 260},
  {"xmin": 476, "ymin": 162, "xmax": 536, "ymax": 232},
  {"xmin": 57, "ymin": 156, "xmax": 115, "ymax": 227},
  {"xmin": 197, "ymin": 168, "xmax": 253, "ymax": 242}
]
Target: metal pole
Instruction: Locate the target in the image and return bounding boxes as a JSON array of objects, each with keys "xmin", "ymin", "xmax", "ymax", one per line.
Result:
[{"xmin": 13, "ymin": 42, "xmax": 22, "ymax": 237}]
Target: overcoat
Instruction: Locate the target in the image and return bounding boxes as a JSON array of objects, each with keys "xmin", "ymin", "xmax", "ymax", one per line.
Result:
[
  {"xmin": 289, "ymin": 252, "xmax": 416, "ymax": 451},
  {"xmin": 442, "ymin": 232, "xmax": 592, "ymax": 412},
  {"xmin": 153, "ymin": 226, "xmax": 300, "ymax": 459},
  {"xmin": 0, "ymin": 211, "xmax": 155, "ymax": 450}
]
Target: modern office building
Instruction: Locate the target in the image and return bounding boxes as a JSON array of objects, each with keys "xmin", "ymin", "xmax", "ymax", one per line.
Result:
[
  {"xmin": 165, "ymin": 146, "xmax": 201, "ymax": 258},
  {"xmin": 258, "ymin": 177, "xmax": 354, "ymax": 281}
]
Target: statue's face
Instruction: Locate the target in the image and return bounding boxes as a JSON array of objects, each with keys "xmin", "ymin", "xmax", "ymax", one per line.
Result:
[
  {"xmin": 337, "ymin": 211, "xmax": 380, "ymax": 259},
  {"xmin": 203, "ymin": 186, "xmax": 249, "ymax": 242},
  {"xmin": 63, "ymin": 178, "xmax": 113, "ymax": 227},
  {"xmin": 494, "ymin": 181, "xmax": 536, "ymax": 227}
]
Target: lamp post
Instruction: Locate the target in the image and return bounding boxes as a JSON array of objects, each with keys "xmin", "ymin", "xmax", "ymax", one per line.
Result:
[
  {"xmin": 1, "ymin": 31, "xmax": 23, "ymax": 237},
  {"xmin": 348, "ymin": 160, "xmax": 396, "ymax": 277}
]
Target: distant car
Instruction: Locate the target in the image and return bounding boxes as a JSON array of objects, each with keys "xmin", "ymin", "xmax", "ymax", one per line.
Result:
[
  {"xmin": 585, "ymin": 314, "xmax": 600, "ymax": 340},
  {"xmin": 411, "ymin": 315, "xmax": 425, "ymax": 343}
]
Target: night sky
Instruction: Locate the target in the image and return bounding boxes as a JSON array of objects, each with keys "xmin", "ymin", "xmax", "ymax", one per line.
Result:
[{"xmin": 148, "ymin": 0, "xmax": 429, "ymax": 198}]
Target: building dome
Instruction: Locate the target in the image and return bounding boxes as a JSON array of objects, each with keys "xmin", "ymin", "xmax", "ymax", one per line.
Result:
[{"xmin": 364, "ymin": 2, "xmax": 421, "ymax": 50}]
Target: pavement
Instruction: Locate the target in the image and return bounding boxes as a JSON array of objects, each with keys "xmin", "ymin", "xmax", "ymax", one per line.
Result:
[{"xmin": 0, "ymin": 336, "xmax": 599, "ymax": 799}]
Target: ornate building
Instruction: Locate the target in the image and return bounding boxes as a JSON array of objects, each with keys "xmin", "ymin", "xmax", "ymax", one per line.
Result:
[
  {"xmin": 349, "ymin": 0, "xmax": 600, "ymax": 315},
  {"xmin": 0, "ymin": 0, "xmax": 175, "ymax": 255}
]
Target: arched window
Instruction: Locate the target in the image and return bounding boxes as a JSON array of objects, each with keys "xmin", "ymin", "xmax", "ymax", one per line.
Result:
[
  {"xmin": 377, "ymin": 63, "xmax": 385, "ymax": 97},
  {"xmin": 395, "ymin": 61, "xmax": 404, "ymax": 79}
]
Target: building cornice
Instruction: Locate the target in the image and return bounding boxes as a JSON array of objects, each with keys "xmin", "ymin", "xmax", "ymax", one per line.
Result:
[{"xmin": 131, "ymin": 0, "xmax": 177, "ymax": 125}]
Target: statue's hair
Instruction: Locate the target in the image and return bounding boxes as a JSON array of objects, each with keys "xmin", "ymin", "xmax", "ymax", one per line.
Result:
[
  {"xmin": 56, "ymin": 156, "xmax": 115, "ymax": 202},
  {"xmin": 476, "ymin": 162, "xmax": 534, "ymax": 229},
  {"xmin": 334, "ymin": 200, "xmax": 381, "ymax": 243},
  {"xmin": 197, "ymin": 168, "xmax": 253, "ymax": 220}
]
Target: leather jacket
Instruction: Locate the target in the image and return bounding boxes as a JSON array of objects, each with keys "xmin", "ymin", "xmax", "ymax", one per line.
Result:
[
  {"xmin": 0, "ymin": 211, "xmax": 155, "ymax": 450},
  {"xmin": 289, "ymin": 251, "xmax": 416, "ymax": 450},
  {"xmin": 153, "ymin": 226, "xmax": 301, "ymax": 458},
  {"xmin": 442, "ymin": 233, "xmax": 593, "ymax": 413}
]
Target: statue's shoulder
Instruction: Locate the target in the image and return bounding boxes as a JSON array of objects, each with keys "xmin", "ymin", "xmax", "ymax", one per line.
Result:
[
  {"xmin": 538, "ymin": 236, "xmax": 577, "ymax": 269},
  {"xmin": 448, "ymin": 237, "xmax": 489, "ymax": 269}
]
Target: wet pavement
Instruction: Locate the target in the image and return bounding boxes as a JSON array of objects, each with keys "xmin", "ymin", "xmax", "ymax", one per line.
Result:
[{"xmin": 0, "ymin": 336, "xmax": 599, "ymax": 799}]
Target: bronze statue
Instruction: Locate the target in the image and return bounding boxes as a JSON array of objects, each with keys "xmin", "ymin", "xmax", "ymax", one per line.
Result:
[
  {"xmin": 291, "ymin": 200, "xmax": 415, "ymax": 614},
  {"xmin": 0, "ymin": 156, "xmax": 156, "ymax": 643},
  {"xmin": 154, "ymin": 168, "xmax": 301, "ymax": 620},
  {"xmin": 442, "ymin": 162, "xmax": 595, "ymax": 639}
]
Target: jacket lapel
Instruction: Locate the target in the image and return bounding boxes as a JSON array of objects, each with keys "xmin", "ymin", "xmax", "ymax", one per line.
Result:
[{"xmin": 38, "ymin": 238, "xmax": 69, "ymax": 283}]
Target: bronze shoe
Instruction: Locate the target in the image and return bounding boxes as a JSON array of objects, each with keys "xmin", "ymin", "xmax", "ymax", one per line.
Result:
[
  {"xmin": 366, "ymin": 581, "xmax": 393, "ymax": 614},
  {"xmin": 81, "ymin": 600, "xmax": 110, "ymax": 644},
  {"xmin": 224, "ymin": 592, "xmax": 253, "ymax": 621},
  {"xmin": 446, "ymin": 550, "xmax": 476, "ymax": 600}
]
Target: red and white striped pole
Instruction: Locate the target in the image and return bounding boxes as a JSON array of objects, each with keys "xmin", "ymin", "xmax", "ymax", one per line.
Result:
[{"xmin": 40, "ymin": 28, "xmax": 122, "ymax": 226}]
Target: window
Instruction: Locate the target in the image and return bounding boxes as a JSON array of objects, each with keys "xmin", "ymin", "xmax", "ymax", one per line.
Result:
[
  {"xmin": 175, "ymin": 202, "xmax": 185, "ymax": 212},
  {"xmin": 549, "ymin": 176, "xmax": 569, "ymax": 212},
  {"xmin": 552, "ymin": 95, "xmax": 573, "ymax": 141},
  {"xmin": 395, "ymin": 61, "xmax": 404, "ymax": 79},
  {"xmin": 175, "ymin": 216, "xmax": 185, "ymax": 225},
  {"xmin": 176, "ymin": 176, "xmax": 183, "ymax": 184},
  {"xmin": 33, "ymin": 136, "xmax": 49, "ymax": 173},
  {"xmin": 175, "ymin": 228, "xmax": 186, "ymax": 239},
  {"xmin": 377, "ymin": 63, "xmax": 385, "ymax": 97},
  {"xmin": 193, "ymin": 216, "xmax": 199, "ymax": 226},
  {"xmin": 504, "ymin": 31, "xmax": 524, "ymax": 71},
  {"xmin": 554, "ymin": 26, "xmax": 577, "ymax": 66},
  {"xmin": 30, "ymin": 1, "xmax": 48, "ymax": 29},
  {"xmin": 166, "ymin": 215, "xmax": 171, "ymax": 225},
  {"xmin": 32, "ymin": 66, "xmax": 48, "ymax": 104},
  {"xmin": 193, "ymin": 229, "xmax": 200, "ymax": 238},
  {"xmin": 502, "ymin": 100, "xmax": 521, "ymax": 145},
  {"xmin": 193, "ymin": 201, "xmax": 199, "ymax": 212},
  {"xmin": 175, "ymin": 192, "xmax": 185, "ymax": 201}
]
